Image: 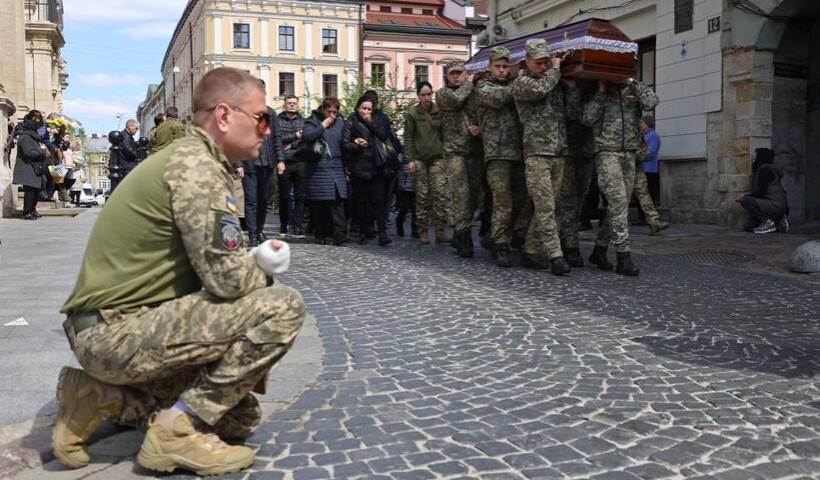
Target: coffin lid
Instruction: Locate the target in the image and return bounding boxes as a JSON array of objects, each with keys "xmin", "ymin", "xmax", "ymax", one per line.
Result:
[{"xmin": 465, "ymin": 18, "xmax": 638, "ymax": 72}]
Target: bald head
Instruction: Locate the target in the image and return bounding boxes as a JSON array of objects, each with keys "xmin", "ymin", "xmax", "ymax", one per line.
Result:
[
  {"xmin": 125, "ymin": 119, "xmax": 139, "ymax": 135},
  {"xmin": 193, "ymin": 68, "xmax": 265, "ymax": 127}
]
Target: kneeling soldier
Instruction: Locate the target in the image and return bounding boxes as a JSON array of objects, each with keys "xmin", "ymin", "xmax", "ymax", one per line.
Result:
[{"xmin": 54, "ymin": 68, "xmax": 306, "ymax": 476}]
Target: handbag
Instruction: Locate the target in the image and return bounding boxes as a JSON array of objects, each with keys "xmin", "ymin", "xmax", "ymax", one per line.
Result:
[
  {"xmin": 374, "ymin": 139, "xmax": 399, "ymax": 174},
  {"xmin": 296, "ymin": 139, "xmax": 328, "ymax": 162}
]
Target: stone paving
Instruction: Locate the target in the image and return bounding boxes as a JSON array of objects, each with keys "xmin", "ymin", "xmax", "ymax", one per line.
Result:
[{"xmin": 2, "ymin": 212, "xmax": 820, "ymax": 479}]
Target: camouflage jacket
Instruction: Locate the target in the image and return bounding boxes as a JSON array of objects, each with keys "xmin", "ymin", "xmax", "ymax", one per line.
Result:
[
  {"xmin": 512, "ymin": 67, "xmax": 581, "ymax": 158},
  {"xmin": 436, "ymin": 81, "xmax": 478, "ymax": 156},
  {"xmin": 581, "ymin": 82, "xmax": 659, "ymax": 153},
  {"xmin": 475, "ymin": 76, "xmax": 523, "ymax": 162}
]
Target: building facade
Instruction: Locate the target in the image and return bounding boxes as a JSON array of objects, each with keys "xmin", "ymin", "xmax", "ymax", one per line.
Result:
[
  {"xmin": 484, "ymin": 0, "xmax": 820, "ymax": 227},
  {"xmin": 81, "ymin": 133, "xmax": 111, "ymax": 193},
  {"xmin": 162, "ymin": 0, "xmax": 364, "ymax": 119},
  {"xmin": 363, "ymin": 0, "xmax": 472, "ymax": 92},
  {"xmin": 136, "ymin": 83, "xmax": 167, "ymax": 137}
]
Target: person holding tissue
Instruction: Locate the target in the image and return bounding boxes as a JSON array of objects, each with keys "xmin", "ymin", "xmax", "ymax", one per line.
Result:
[{"xmin": 55, "ymin": 68, "xmax": 306, "ymax": 477}]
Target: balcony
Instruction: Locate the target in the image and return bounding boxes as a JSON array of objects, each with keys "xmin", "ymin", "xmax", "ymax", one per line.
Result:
[{"xmin": 25, "ymin": 0, "xmax": 64, "ymax": 30}]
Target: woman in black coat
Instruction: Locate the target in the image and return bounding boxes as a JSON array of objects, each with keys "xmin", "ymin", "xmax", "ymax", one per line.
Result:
[
  {"xmin": 302, "ymin": 97, "xmax": 349, "ymax": 245},
  {"xmin": 12, "ymin": 110, "xmax": 48, "ymax": 219},
  {"xmin": 343, "ymin": 95, "xmax": 391, "ymax": 246}
]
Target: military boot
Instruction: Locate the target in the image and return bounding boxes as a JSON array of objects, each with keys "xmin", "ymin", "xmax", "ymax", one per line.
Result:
[
  {"xmin": 435, "ymin": 227, "xmax": 451, "ymax": 245},
  {"xmin": 419, "ymin": 230, "xmax": 430, "ymax": 245},
  {"xmin": 456, "ymin": 230, "xmax": 474, "ymax": 258},
  {"xmin": 616, "ymin": 251, "xmax": 640, "ymax": 276},
  {"xmin": 550, "ymin": 257, "xmax": 571, "ymax": 276},
  {"xmin": 588, "ymin": 245, "xmax": 614, "ymax": 271},
  {"xmin": 53, "ymin": 366, "xmax": 124, "ymax": 469},
  {"xmin": 511, "ymin": 235, "xmax": 525, "ymax": 251},
  {"xmin": 564, "ymin": 248, "xmax": 584, "ymax": 267},
  {"xmin": 494, "ymin": 244, "xmax": 512, "ymax": 268},
  {"xmin": 137, "ymin": 413, "xmax": 255, "ymax": 476},
  {"xmin": 521, "ymin": 252, "xmax": 549, "ymax": 270},
  {"xmin": 648, "ymin": 220, "xmax": 669, "ymax": 234}
]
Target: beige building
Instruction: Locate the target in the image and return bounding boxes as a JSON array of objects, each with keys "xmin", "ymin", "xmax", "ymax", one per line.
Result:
[
  {"xmin": 161, "ymin": 0, "xmax": 364, "ymax": 119},
  {"xmin": 1, "ymin": 0, "xmax": 69, "ymax": 216},
  {"xmin": 137, "ymin": 83, "xmax": 167, "ymax": 137}
]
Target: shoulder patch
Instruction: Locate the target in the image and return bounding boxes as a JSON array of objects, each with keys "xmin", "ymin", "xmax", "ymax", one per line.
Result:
[
  {"xmin": 226, "ymin": 196, "xmax": 238, "ymax": 213},
  {"xmin": 218, "ymin": 214, "xmax": 242, "ymax": 251}
]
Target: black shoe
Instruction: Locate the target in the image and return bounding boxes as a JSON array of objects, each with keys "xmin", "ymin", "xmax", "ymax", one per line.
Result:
[
  {"xmin": 550, "ymin": 257, "xmax": 571, "ymax": 276},
  {"xmin": 616, "ymin": 251, "xmax": 640, "ymax": 276},
  {"xmin": 494, "ymin": 244, "xmax": 512, "ymax": 268},
  {"xmin": 521, "ymin": 252, "xmax": 549, "ymax": 270},
  {"xmin": 33, "ymin": 211, "xmax": 41, "ymax": 219},
  {"xmin": 378, "ymin": 234, "xmax": 392, "ymax": 247},
  {"xmin": 564, "ymin": 248, "xmax": 584, "ymax": 267},
  {"xmin": 334, "ymin": 237, "xmax": 349, "ymax": 246},
  {"xmin": 578, "ymin": 221, "xmax": 592, "ymax": 231},
  {"xmin": 366, "ymin": 230, "xmax": 376, "ymax": 239},
  {"xmin": 280, "ymin": 224, "xmax": 288, "ymax": 234},
  {"xmin": 256, "ymin": 232, "xmax": 266, "ymax": 244},
  {"xmin": 358, "ymin": 235, "xmax": 368, "ymax": 245},
  {"xmin": 456, "ymin": 230, "xmax": 473, "ymax": 258},
  {"xmin": 293, "ymin": 225, "xmax": 304, "ymax": 236},
  {"xmin": 248, "ymin": 236, "xmax": 259, "ymax": 247},
  {"xmin": 588, "ymin": 245, "xmax": 614, "ymax": 271},
  {"xmin": 315, "ymin": 237, "xmax": 327, "ymax": 245},
  {"xmin": 22, "ymin": 213, "xmax": 37, "ymax": 220}
]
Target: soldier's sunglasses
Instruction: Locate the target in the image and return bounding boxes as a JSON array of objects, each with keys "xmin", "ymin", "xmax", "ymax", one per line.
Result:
[{"xmin": 206, "ymin": 104, "xmax": 270, "ymax": 134}]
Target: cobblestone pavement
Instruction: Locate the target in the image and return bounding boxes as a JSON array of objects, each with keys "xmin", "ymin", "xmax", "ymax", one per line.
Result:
[{"xmin": 238, "ymin": 230, "xmax": 820, "ymax": 480}]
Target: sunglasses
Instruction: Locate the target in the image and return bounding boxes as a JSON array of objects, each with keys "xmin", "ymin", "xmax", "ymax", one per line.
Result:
[{"xmin": 205, "ymin": 104, "xmax": 271, "ymax": 133}]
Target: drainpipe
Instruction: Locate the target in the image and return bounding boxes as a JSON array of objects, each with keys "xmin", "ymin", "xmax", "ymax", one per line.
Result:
[{"xmin": 488, "ymin": 0, "xmax": 498, "ymax": 46}]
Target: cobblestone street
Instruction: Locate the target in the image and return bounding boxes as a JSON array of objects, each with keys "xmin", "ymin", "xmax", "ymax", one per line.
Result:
[{"xmin": 2, "ymin": 212, "xmax": 820, "ymax": 479}]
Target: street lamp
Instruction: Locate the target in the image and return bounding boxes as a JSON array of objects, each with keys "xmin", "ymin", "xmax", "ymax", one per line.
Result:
[{"xmin": 172, "ymin": 65, "xmax": 181, "ymax": 106}]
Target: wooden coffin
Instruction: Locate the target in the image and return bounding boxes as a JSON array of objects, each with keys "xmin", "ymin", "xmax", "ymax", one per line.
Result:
[{"xmin": 467, "ymin": 19, "xmax": 637, "ymax": 81}]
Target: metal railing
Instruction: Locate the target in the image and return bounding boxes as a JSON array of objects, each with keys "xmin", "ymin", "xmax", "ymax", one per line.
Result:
[{"xmin": 25, "ymin": 0, "xmax": 63, "ymax": 28}]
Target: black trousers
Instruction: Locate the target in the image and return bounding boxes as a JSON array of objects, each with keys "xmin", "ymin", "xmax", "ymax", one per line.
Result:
[
  {"xmin": 70, "ymin": 190, "xmax": 81, "ymax": 205},
  {"xmin": 740, "ymin": 195, "xmax": 774, "ymax": 232},
  {"xmin": 278, "ymin": 162, "xmax": 307, "ymax": 230},
  {"xmin": 243, "ymin": 165, "xmax": 275, "ymax": 236},
  {"xmin": 309, "ymin": 199, "xmax": 346, "ymax": 241},
  {"xmin": 396, "ymin": 190, "xmax": 417, "ymax": 233},
  {"xmin": 23, "ymin": 186, "xmax": 40, "ymax": 215},
  {"xmin": 351, "ymin": 175, "xmax": 387, "ymax": 237}
]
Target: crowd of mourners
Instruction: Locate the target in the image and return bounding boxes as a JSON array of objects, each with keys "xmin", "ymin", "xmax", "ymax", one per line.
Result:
[{"xmin": 251, "ymin": 39, "xmax": 670, "ymax": 277}]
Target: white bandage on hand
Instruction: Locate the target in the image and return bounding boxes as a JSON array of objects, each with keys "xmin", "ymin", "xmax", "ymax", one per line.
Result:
[{"xmin": 250, "ymin": 240, "xmax": 291, "ymax": 276}]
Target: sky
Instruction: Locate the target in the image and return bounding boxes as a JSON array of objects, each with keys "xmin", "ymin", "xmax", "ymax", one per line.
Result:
[{"xmin": 61, "ymin": 0, "xmax": 188, "ymax": 137}]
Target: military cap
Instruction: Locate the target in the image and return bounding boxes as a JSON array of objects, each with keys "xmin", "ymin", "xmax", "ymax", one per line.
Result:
[
  {"xmin": 489, "ymin": 46, "xmax": 512, "ymax": 62},
  {"xmin": 445, "ymin": 60, "xmax": 466, "ymax": 73},
  {"xmin": 525, "ymin": 38, "xmax": 551, "ymax": 59}
]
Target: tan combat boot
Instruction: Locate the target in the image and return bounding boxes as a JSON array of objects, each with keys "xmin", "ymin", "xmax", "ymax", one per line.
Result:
[
  {"xmin": 419, "ymin": 230, "xmax": 430, "ymax": 245},
  {"xmin": 52, "ymin": 366, "xmax": 124, "ymax": 469},
  {"xmin": 138, "ymin": 412, "xmax": 255, "ymax": 476},
  {"xmin": 435, "ymin": 227, "xmax": 451, "ymax": 245},
  {"xmin": 649, "ymin": 220, "xmax": 670, "ymax": 234}
]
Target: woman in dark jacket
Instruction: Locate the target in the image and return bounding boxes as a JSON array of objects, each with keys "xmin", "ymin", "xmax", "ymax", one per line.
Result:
[
  {"xmin": 12, "ymin": 110, "xmax": 48, "ymax": 219},
  {"xmin": 737, "ymin": 147, "xmax": 789, "ymax": 233},
  {"xmin": 302, "ymin": 97, "xmax": 349, "ymax": 245},
  {"xmin": 343, "ymin": 95, "xmax": 391, "ymax": 246}
]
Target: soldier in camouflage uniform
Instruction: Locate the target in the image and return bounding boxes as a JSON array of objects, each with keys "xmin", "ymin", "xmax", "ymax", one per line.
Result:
[
  {"xmin": 436, "ymin": 60, "xmax": 482, "ymax": 258},
  {"xmin": 558, "ymin": 82, "xmax": 596, "ymax": 267},
  {"xmin": 513, "ymin": 38, "xmax": 580, "ymax": 275},
  {"xmin": 475, "ymin": 46, "xmax": 527, "ymax": 267},
  {"xmin": 582, "ymin": 78, "xmax": 659, "ymax": 276},
  {"xmin": 53, "ymin": 68, "xmax": 306, "ymax": 476}
]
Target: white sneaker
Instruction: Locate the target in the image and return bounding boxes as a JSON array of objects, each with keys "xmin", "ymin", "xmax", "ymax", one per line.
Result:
[
  {"xmin": 778, "ymin": 216, "xmax": 790, "ymax": 233},
  {"xmin": 753, "ymin": 219, "xmax": 776, "ymax": 234}
]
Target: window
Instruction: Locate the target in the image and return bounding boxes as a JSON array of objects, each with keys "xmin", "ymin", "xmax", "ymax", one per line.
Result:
[
  {"xmin": 321, "ymin": 28, "xmax": 338, "ymax": 54},
  {"xmin": 636, "ymin": 37, "xmax": 656, "ymax": 88},
  {"xmin": 279, "ymin": 25, "xmax": 295, "ymax": 51},
  {"xmin": 279, "ymin": 72, "xmax": 295, "ymax": 96},
  {"xmin": 233, "ymin": 23, "xmax": 250, "ymax": 49},
  {"xmin": 98, "ymin": 164, "xmax": 106, "ymax": 176},
  {"xmin": 380, "ymin": 6, "xmax": 391, "ymax": 12},
  {"xmin": 415, "ymin": 65, "xmax": 429, "ymax": 86},
  {"xmin": 674, "ymin": 0, "xmax": 693, "ymax": 34},
  {"xmin": 401, "ymin": 7, "xmax": 412, "ymax": 14},
  {"xmin": 422, "ymin": 9, "xmax": 434, "ymax": 15},
  {"xmin": 322, "ymin": 74, "xmax": 338, "ymax": 98},
  {"xmin": 371, "ymin": 63, "xmax": 385, "ymax": 87}
]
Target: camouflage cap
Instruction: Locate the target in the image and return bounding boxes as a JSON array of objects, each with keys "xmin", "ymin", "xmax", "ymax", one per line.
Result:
[
  {"xmin": 445, "ymin": 60, "xmax": 466, "ymax": 73},
  {"xmin": 489, "ymin": 46, "xmax": 512, "ymax": 62},
  {"xmin": 525, "ymin": 38, "xmax": 551, "ymax": 59}
]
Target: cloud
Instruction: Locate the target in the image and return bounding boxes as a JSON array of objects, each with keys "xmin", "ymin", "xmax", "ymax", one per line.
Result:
[
  {"xmin": 63, "ymin": 0, "xmax": 188, "ymax": 23},
  {"xmin": 119, "ymin": 21, "xmax": 180, "ymax": 40},
  {"xmin": 63, "ymin": 98, "xmax": 135, "ymax": 119},
  {"xmin": 79, "ymin": 73, "xmax": 148, "ymax": 87}
]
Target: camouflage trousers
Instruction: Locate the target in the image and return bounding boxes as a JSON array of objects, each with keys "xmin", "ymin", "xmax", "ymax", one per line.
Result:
[
  {"xmin": 558, "ymin": 156, "xmax": 593, "ymax": 250},
  {"xmin": 486, "ymin": 160, "xmax": 528, "ymax": 245},
  {"xmin": 414, "ymin": 159, "xmax": 449, "ymax": 231},
  {"xmin": 70, "ymin": 284, "xmax": 306, "ymax": 432},
  {"xmin": 469, "ymin": 154, "xmax": 486, "ymax": 221},
  {"xmin": 594, "ymin": 152, "xmax": 637, "ymax": 252},
  {"xmin": 634, "ymin": 160, "xmax": 660, "ymax": 223},
  {"xmin": 524, "ymin": 156, "xmax": 565, "ymax": 259},
  {"xmin": 444, "ymin": 153, "xmax": 478, "ymax": 231}
]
